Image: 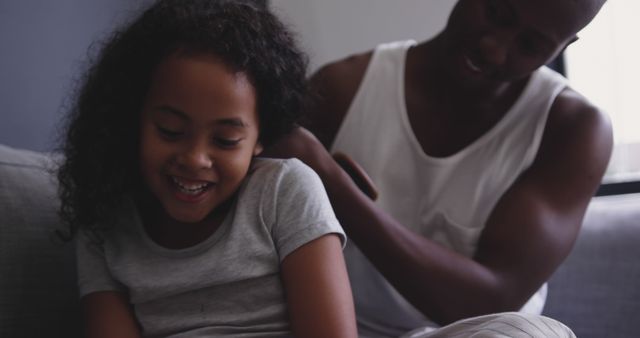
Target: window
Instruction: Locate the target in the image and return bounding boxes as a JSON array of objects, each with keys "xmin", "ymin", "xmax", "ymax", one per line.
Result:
[{"xmin": 564, "ymin": 0, "xmax": 640, "ymax": 191}]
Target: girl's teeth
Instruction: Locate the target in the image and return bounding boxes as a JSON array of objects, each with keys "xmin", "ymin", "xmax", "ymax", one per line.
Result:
[{"xmin": 171, "ymin": 177, "xmax": 210, "ymax": 194}]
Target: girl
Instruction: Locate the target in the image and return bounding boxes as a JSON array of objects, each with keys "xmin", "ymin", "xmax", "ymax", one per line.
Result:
[{"xmin": 57, "ymin": 1, "xmax": 356, "ymax": 337}]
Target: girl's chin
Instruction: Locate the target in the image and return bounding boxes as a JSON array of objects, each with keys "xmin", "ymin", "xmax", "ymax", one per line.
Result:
[{"xmin": 166, "ymin": 210, "xmax": 210, "ymax": 224}]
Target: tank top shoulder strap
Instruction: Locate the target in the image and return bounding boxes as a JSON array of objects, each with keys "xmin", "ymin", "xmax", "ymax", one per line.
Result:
[
  {"xmin": 509, "ymin": 66, "xmax": 569, "ymax": 167},
  {"xmin": 332, "ymin": 40, "xmax": 416, "ymax": 152}
]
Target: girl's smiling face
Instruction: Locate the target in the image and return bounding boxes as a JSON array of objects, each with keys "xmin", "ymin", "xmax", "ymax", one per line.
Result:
[{"xmin": 139, "ymin": 53, "xmax": 262, "ymax": 224}]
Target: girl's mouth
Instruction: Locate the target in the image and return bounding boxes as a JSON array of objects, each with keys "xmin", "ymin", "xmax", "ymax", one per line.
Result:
[{"xmin": 170, "ymin": 176, "xmax": 214, "ymax": 196}]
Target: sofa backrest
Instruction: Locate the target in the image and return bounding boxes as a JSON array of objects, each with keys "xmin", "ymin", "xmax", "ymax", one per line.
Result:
[
  {"xmin": 544, "ymin": 193, "xmax": 640, "ymax": 338},
  {"xmin": 3, "ymin": 143, "xmax": 639, "ymax": 338},
  {"xmin": 0, "ymin": 144, "xmax": 81, "ymax": 338}
]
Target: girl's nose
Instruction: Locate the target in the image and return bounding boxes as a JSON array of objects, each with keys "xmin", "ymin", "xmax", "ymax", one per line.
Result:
[{"xmin": 176, "ymin": 144, "xmax": 213, "ymax": 171}]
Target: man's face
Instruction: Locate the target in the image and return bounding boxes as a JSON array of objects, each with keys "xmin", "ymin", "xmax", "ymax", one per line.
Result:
[{"xmin": 440, "ymin": 0, "xmax": 601, "ymax": 86}]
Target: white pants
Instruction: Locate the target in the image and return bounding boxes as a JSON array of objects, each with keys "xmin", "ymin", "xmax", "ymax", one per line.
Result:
[{"xmin": 401, "ymin": 312, "xmax": 576, "ymax": 338}]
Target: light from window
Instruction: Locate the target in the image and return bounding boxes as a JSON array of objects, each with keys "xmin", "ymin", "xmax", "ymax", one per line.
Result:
[{"xmin": 565, "ymin": 0, "xmax": 640, "ymax": 183}]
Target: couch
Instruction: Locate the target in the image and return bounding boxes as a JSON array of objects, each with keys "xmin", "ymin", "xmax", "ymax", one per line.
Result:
[{"xmin": 1, "ymin": 143, "xmax": 639, "ymax": 338}]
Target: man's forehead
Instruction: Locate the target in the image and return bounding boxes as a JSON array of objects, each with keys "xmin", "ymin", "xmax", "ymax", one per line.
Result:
[{"xmin": 517, "ymin": 0, "xmax": 605, "ymax": 42}]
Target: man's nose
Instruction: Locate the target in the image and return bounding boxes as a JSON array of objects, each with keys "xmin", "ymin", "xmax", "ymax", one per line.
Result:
[{"xmin": 478, "ymin": 33, "xmax": 511, "ymax": 67}]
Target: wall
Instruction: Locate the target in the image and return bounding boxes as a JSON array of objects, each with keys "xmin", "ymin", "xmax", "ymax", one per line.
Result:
[
  {"xmin": 0, "ymin": 0, "xmax": 454, "ymax": 152},
  {"xmin": 0, "ymin": 0, "xmax": 149, "ymax": 152},
  {"xmin": 270, "ymin": 0, "xmax": 455, "ymax": 73}
]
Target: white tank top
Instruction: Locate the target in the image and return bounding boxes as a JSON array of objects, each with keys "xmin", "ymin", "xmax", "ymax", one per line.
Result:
[{"xmin": 331, "ymin": 40, "xmax": 568, "ymax": 336}]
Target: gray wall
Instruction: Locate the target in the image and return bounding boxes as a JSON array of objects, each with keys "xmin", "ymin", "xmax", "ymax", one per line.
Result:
[
  {"xmin": 271, "ymin": 0, "xmax": 455, "ymax": 73},
  {"xmin": 0, "ymin": 1, "xmax": 453, "ymax": 152},
  {"xmin": 0, "ymin": 0, "xmax": 148, "ymax": 152}
]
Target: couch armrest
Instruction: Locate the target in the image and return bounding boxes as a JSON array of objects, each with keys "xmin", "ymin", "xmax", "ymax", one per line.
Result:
[
  {"xmin": 544, "ymin": 193, "xmax": 640, "ymax": 338},
  {"xmin": 0, "ymin": 145, "xmax": 81, "ymax": 337}
]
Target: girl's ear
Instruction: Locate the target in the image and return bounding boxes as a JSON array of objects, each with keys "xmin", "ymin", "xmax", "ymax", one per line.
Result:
[{"xmin": 253, "ymin": 142, "xmax": 264, "ymax": 156}]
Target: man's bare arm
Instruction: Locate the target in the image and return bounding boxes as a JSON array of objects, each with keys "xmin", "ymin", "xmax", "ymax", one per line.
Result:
[{"xmin": 270, "ymin": 64, "xmax": 612, "ymax": 323}]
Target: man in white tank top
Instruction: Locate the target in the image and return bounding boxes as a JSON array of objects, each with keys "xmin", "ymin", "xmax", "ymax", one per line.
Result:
[{"xmin": 266, "ymin": 0, "xmax": 611, "ymax": 336}]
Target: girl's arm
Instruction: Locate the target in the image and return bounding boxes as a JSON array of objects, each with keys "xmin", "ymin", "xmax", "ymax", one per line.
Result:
[
  {"xmin": 81, "ymin": 291, "xmax": 142, "ymax": 338},
  {"xmin": 281, "ymin": 234, "xmax": 357, "ymax": 338}
]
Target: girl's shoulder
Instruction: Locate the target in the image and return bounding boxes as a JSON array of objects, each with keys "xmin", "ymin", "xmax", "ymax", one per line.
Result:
[
  {"xmin": 79, "ymin": 198, "xmax": 139, "ymax": 239},
  {"xmin": 242, "ymin": 157, "xmax": 324, "ymax": 199},
  {"xmin": 249, "ymin": 157, "xmax": 318, "ymax": 181}
]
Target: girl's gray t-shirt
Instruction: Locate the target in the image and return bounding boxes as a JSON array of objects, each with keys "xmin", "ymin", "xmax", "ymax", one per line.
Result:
[{"xmin": 76, "ymin": 158, "xmax": 346, "ymax": 337}]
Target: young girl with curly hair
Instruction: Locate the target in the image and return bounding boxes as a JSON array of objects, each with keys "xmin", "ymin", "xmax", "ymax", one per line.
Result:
[{"xmin": 57, "ymin": 1, "xmax": 356, "ymax": 337}]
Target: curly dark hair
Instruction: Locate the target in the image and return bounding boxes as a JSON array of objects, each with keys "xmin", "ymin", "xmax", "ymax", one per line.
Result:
[{"xmin": 57, "ymin": 0, "xmax": 309, "ymax": 238}]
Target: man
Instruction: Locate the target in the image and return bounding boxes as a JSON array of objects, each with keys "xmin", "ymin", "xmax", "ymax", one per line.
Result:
[{"xmin": 267, "ymin": 0, "xmax": 611, "ymax": 336}]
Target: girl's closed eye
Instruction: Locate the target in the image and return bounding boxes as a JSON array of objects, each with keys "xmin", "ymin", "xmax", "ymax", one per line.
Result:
[
  {"xmin": 156, "ymin": 124, "xmax": 184, "ymax": 140},
  {"xmin": 214, "ymin": 136, "xmax": 242, "ymax": 148}
]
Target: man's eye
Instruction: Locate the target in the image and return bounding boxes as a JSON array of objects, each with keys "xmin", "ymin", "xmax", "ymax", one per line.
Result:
[
  {"xmin": 485, "ymin": 0, "xmax": 512, "ymax": 26},
  {"xmin": 518, "ymin": 36, "xmax": 539, "ymax": 56},
  {"xmin": 214, "ymin": 138, "xmax": 241, "ymax": 148},
  {"xmin": 156, "ymin": 126, "xmax": 183, "ymax": 139},
  {"xmin": 486, "ymin": 0, "xmax": 499, "ymax": 21}
]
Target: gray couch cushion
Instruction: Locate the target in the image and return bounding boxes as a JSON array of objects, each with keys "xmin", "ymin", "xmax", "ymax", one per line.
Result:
[
  {"xmin": 0, "ymin": 145, "xmax": 81, "ymax": 338},
  {"xmin": 2, "ymin": 141, "xmax": 639, "ymax": 337},
  {"xmin": 544, "ymin": 193, "xmax": 640, "ymax": 338}
]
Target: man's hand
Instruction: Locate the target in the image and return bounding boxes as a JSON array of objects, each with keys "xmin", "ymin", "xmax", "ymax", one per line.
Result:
[
  {"xmin": 261, "ymin": 126, "xmax": 335, "ymax": 176},
  {"xmin": 262, "ymin": 127, "xmax": 378, "ymax": 200}
]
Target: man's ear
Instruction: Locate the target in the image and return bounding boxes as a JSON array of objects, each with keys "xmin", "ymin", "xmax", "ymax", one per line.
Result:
[{"xmin": 253, "ymin": 142, "xmax": 264, "ymax": 156}]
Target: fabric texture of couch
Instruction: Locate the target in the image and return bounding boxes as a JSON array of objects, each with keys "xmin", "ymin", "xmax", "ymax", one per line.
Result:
[
  {"xmin": 0, "ymin": 145, "xmax": 81, "ymax": 338},
  {"xmin": 543, "ymin": 192, "xmax": 640, "ymax": 337},
  {"xmin": 1, "ymin": 143, "xmax": 639, "ymax": 338}
]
